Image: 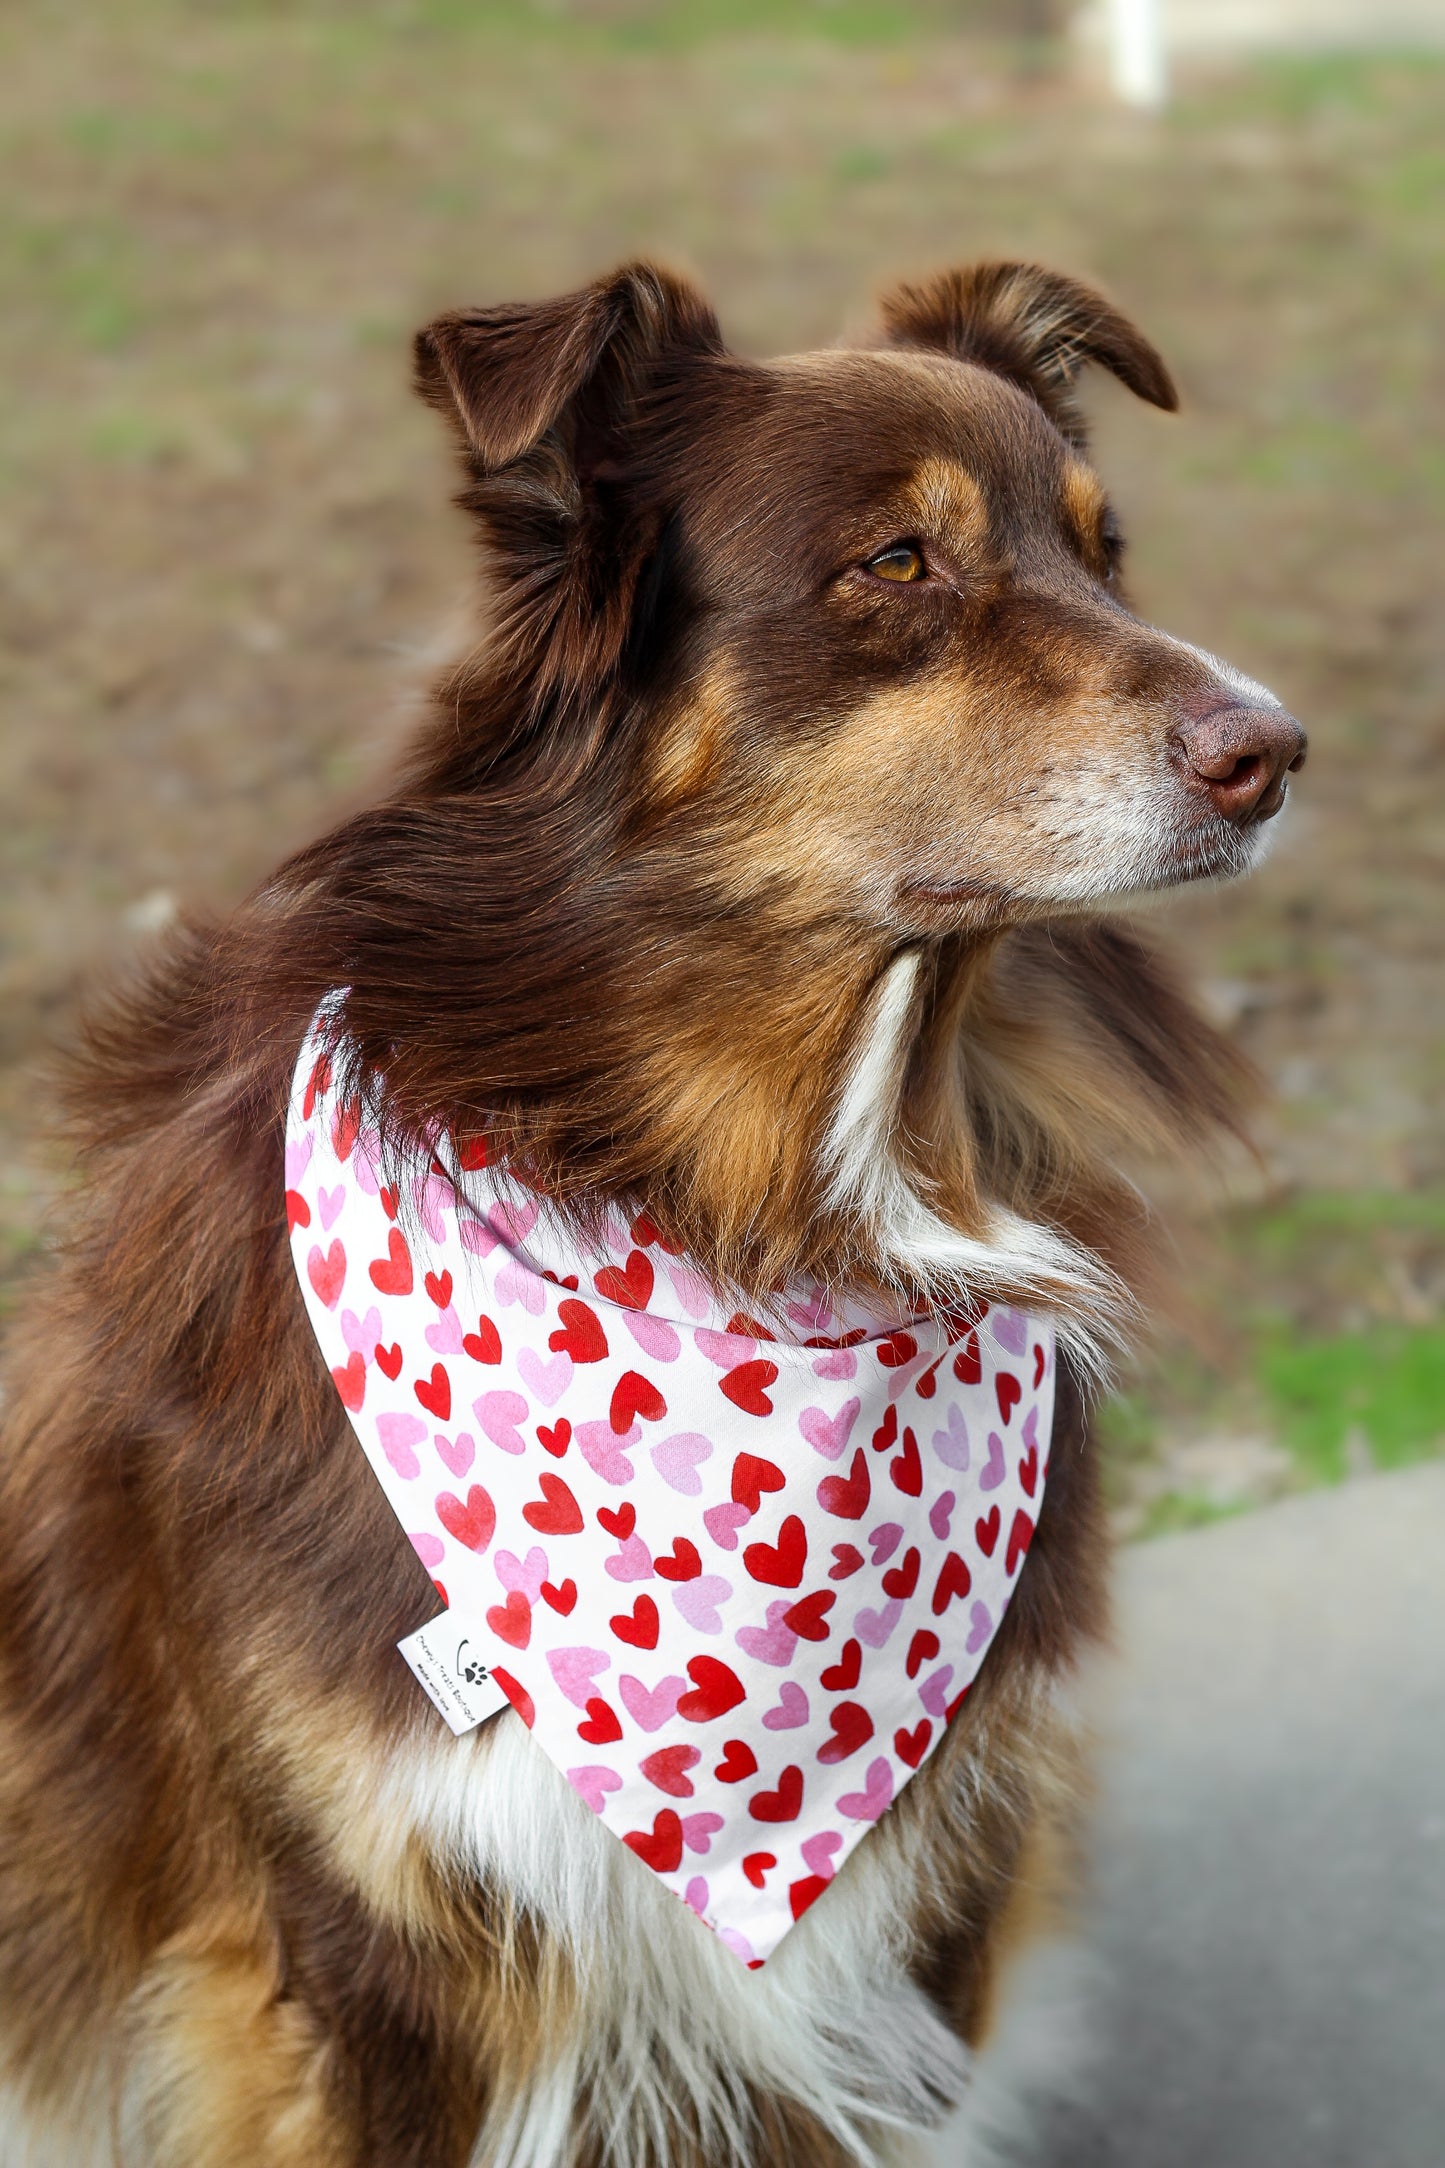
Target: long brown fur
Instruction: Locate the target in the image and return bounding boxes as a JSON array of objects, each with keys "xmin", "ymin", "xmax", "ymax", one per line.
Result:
[{"xmin": 0, "ymin": 259, "xmax": 1264, "ymax": 2166}]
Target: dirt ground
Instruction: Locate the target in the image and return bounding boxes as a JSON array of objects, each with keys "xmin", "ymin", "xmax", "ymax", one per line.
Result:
[{"xmin": 2, "ymin": 3, "xmax": 1442, "ymax": 1528}]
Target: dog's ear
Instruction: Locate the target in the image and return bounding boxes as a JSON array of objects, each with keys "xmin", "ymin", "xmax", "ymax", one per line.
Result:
[
  {"xmin": 414, "ymin": 260, "xmax": 723, "ymax": 473},
  {"xmin": 875, "ymin": 261, "xmax": 1176, "ymax": 445}
]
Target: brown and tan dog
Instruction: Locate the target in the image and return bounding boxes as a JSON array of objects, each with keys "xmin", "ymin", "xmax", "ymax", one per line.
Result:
[{"xmin": 0, "ymin": 261, "xmax": 1303, "ymax": 2167}]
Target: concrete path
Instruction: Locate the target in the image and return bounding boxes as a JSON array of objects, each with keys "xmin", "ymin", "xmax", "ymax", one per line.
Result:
[{"xmin": 940, "ymin": 1464, "xmax": 1445, "ymax": 2167}]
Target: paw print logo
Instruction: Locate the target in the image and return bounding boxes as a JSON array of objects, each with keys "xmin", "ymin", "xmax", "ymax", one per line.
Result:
[{"xmin": 454, "ymin": 1639, "xmax": 491, "ymax": 1689}]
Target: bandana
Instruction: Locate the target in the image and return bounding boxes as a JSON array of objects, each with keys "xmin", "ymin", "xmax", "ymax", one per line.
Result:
[{"xmin": 286, "ymin": 1009, "xmax": 1054, "ymax": 1966}]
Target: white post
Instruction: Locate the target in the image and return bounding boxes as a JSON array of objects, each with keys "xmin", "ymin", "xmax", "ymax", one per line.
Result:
[{"xmin": 1105, "ymin": 0, "xmax": 1168, "ymax": 109}]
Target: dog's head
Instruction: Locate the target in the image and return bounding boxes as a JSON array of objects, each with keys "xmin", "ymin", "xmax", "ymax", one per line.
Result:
[{"xmin": 415, "ymin": 259, "xmax": 1304, "ymax": 937}]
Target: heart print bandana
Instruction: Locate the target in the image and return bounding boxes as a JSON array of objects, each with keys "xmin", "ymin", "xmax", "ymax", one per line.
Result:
[{"xmin": 286, "ymin": 1009, "xmax": 1054, "ymax": 1967}]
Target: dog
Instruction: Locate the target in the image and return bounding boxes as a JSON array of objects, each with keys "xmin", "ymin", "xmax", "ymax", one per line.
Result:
[{"xmin": 0, "ymin": 259, "xmax": 1304, "ymax": 2168}]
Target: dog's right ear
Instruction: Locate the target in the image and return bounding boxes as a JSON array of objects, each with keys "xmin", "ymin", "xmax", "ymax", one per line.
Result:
[{"xmin": 414, "ymin": 261, "xmax": 723, "ymax": 473}]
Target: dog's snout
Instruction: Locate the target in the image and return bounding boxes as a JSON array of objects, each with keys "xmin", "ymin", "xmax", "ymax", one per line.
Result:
[{"xmin": 1171, "ymin": 697, "xmax": 1307, "ymax": 825}]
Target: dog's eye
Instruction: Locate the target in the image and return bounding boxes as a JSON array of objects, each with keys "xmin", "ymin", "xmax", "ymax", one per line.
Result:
[{"xmin": 866, "ymin": 542, "xmax": 927, "ymax": 583}]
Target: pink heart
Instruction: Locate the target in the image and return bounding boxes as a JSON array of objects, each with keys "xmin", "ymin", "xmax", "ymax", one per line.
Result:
[
  {"xmin": 1021, "ymin": 1403, "xmax": 1039, "ymax": 1450},
  {"xmin": 578, "ymin": 1418, "xmax": 639, "ymax": 1486},
  {"xmin": 799, "ymin": 1398, "xmax": 860, "ymax": 1462},
  {"xmin": 352, "ymin": 1128, "xmax": 383, "ymax": 1194},
  {"xmin": 734, "ymin": 1599, "xmax": 799, "ymax": 1668},
  {"xmin": 671, "ymin": 1574, "xmax": 731, "ymax": 1635},
  {"xmin": 931, "ymin": 1403, "xmax": 971, "ymax": 1472},
  {"xmin": 680, "ymin": 1812, "xmax": 725, "ymax": 1855},
  {"xmin": 703, "ymin": 1500, "xmax": 751, "ymax": 1550},
  {"xmin": 408, "ymin": 1531, "xmax": 444, "ymax": 1569},
  {"xmin": 517, "ymin": 1346, "xmax": 574, "ymax": 1407},
  {"xmin": 340, "ymin": 1305, "xmax": 382, "ymax": 1358},
  {"xmin": 435, "ymin": 1431, "xmax": 475, "ymax": 1477},
  {"xmin": 618, "ymin": 1673, "xmax": 685, "ymax": 1733},
  {"xmin": 476, "ymin": 1390, "xmax": 529, "ymax": 1455},
  {"xmin": 811, "ymin": 1348, "xmax": 857, "ymax": 1381},
  {"xmin": 918, "ymin": 1664, "xmax": 955, "ymax": 1719},
  {"xmin": 762, "ymin": 1681, "xmax": 809, "ymax": 1730},
  {"xmin": 425, "ymin": 1305, "xmax": 465, "ymax": 1354},
  {"xmin": 885, "ymin": 1353, "xmax": 933, "ymax": 1400},
  {"xmin": 488, "ymin": 1195, "xmax": 539, "ymax": 1244},
  {"xmin": 651, "ymin": 1432, "xmax": 712, "ymax": 1496},
  {"xmin": 695, "ymin": 1327, "xmax": 754, "ymax": 1370},
  {"xmin": 787, "ymin": 1290, "xmax": 835, "ymax": 1332},
  {"xmin": 604, "ymin": 1533, "xmax": 654, "ymax": 1583},
  {"xmin": 966, "ymin": 1600, "xmax": 994, "ymax": 1655},
  {"xmin": 867, "ymin": 1522, "xmax": 903, "ymax": 1565},
  {"xmin": 800, "ymin": 1829, "xmax": 842, "ymax": 1880},
  {"xmin": 376, "ymin": 1412, "xmax": 425, "ymax": 1479},
  {"xmin": 854, "ymin": 1597, "xmax": 904, "ymax": 1649},
  {"xmin": 991, "ymin": 1306, "xmax": 1028, "ymax": 1356},
  {"xmin": 566, "ymin": 1764, "xmax": 622, "ymax": 1814},
  {"xmin": 413, "ymin": 1172, "xmax": 455, "ymax": 1243},
  {"xmin": 979, "ymin": 1431, "xmax": 1007, "ymax": 1491},
  {"xmin": 929, "ymin": 1490, "xmax": 956, "ymax": 1540},
  {"xmin": 316, "ymin": 1183, "xmax": 346, "ymax": 1231},
  {"xmin": 684, "ymin": 1874, "xmax": 710, "ymax": 1917},
  {"xmin": 836, "ymin": 1756, "xmax": 894, "ymax": 1824},
  {"xmin": 664, "ymin": 1261, "xmax": 714, "ymax": 1319},
  {"xmin": 621, "ymin": 1309, "xmax": 681, "ymax": 1362},
  {"xmin": 459, "ymin": 1216, "xmax": 499, "ymax": 1259},
  {"xmin": 284, "ymin": 1136, "xmax": 313, "ymax": 1186},
  {"xmin": 495, "ymin": 1545, "xmax": 548, "ymax": 1602},
  {"xmin": 547, "ymin": 1645, "xmax": 611, "ymax": 1710},
  {"xmin": 494, "ymin": 1257, "xmax": 545, "ymax": 1315}
]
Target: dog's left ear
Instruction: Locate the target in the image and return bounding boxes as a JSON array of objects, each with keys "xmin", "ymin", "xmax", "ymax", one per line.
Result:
[{"xmin": 875, "ymin": 261, "xmax": 1177, "ymax": 445}]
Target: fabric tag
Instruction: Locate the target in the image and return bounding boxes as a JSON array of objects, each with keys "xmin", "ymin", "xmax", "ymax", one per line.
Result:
[{"xmin": 397, "ymin": 1609, "xmax": 512, "ymax": 1736}]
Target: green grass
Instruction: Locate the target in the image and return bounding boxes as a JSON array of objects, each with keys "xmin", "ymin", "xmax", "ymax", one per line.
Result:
[{"xmin": 1258, "ymin": 1325, "xmax": 1445, "ymax": 1481}]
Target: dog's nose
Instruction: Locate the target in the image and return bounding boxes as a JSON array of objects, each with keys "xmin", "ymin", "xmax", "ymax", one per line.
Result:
[{"xmin": 1171, "ymin": 697, "xmax": 1307, "ymax": 824}]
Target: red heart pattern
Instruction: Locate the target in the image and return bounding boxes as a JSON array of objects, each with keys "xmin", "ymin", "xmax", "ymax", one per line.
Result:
[{"xmin": 288, "ymin": 1009, "xmax": 1054, "ymax": 1970}]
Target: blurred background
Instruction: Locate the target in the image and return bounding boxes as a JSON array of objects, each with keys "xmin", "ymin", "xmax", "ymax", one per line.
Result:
[{"xmin": 1, "ymin": 0, "xmax": 1442, "ymax": 1531}]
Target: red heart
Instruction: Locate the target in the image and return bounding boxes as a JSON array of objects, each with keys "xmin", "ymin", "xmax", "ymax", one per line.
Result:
[
  {"xmin": 731, "ymin": 1453, "xmax": 785, "ymax": 1513},
  {"xmin": 789, "ymin": 1875, "xmax": 831, "ymax": 1922},
  {"xmin": 331, "ymin": 1100, "xmax": 360, "ymax": 1162},
  {"xmin": 540, "ymin": 1578, "xmax": 577, "ymax": 1616},
  {"xmin": 931, "ymin": 1550, "xmax": 973, "ymax": 1616},
  {"xmin": 906, "ymin": 1628, "xmax": 940, "ymax": 1679},
  {"xmin": 915, "ymin": 1359, "xmax": 942, "ymax": 1400},
  {"xmin": 368, "ymin": 1226, "xmax": 413, "ymax": 1296},
  {"xmin": 593, "ymin": 1250, "xmax": 654, "ymax": 1311},
  {"xmin": 462, "ymin": 1314, "xmax": 502, "ymax": 1365},
  {"xmin": 876, "ymin": 1329, "xmax": 918, "ymax": 1369},
  {"xmin": 677, "ymin": 1655, "xmax": 746, "ymax": 1723},
  {"xmin": 742, "ymin": 1851, "xmax": 776, "ymax": 1889},
  {"xmin": 781, "ymin": 1589, "xmax": 835, "ymax": 1641},
  {"xmin": 882, "ymin": 1545, "xmax": 921, "ymax": 1600},
  {"xmin": 816, "ymin": 1447, "xmax": 871, "ymax": 1521},
  {"xmin": 379, "ymin": 1182, "xmax": 399, "ymax": 1221},
  {"xmin": 996, "ymin": 1372, "xmax": 1022, "ymax": 1425},
  {"xmin": 953, "ymin": 1332, "xmax": 981, "ymax": 1385},
  {"xmin": 548, "ymin": 1298, "xmax": 608, "ymax": 1364},
  {"xmin": 894, "ymin": 1718, "xmax": 933, "ymax": 1769},
  {"xmin": 609, "ymin": 1594, "xmax": 660, "ymax": 1650},
  {"xmin": 491, "ymin": 1667, "xmax": 534, "ymax": 1727},
  {"xmin": 485, "ymin": 1589, "xmax": 531, "ymax": 1650},
  {"xmin": 457, "ymin": 1134, "xmax": 490, "ymax": 1170},
  {"xmin": 1006, "ymin": 1508, "xmax": 1035, "ymax": 1576},
  {"xmin": 720, "ymin": 1359, "xmax": 779, "ymax": 1417},
  {"xmin": 307, "ymin": 1240, "xmax": 346, "ymax": 1309},
  {"xmin": 538, "ymin": 1418, "xmax": 571, "ymax": 1457},
  {"xmin": 817, "ymin": 1700, "xmax": 873, "ymax": 1765},
  {"xmin": 975, "ymin": 1505, "xmax": 1000, "ymax": 1556},
  {"xmin": 1033, "ymin": 1341, "xmax": 1047, "ymax": 1389},
  {"xmin": 1019, "ymin": 1442, "xmax": 1039, "ymax": 1497},
  {"xmin": 542, "ymin": 1269, "xmax": 580, "ymax": 1293},
  {"xmin": 743, "ymin": 1514, "xmax": 807, "ymax": 1589},
  {"xmin": 285, "ymin": 1188, "xmax": 310, "ymax": 1233},
  {"xmin": 638, "ymin": 1744, "xmax": 699, "ymax": 1798},
  {"xmin": 414, "ymin": 1363, "xmax": 451, "ymax": 1421},
  {"xmin": 820, "ymin": 1637, "xmax": 862, "ymax": 1693},
  {"xmin": 302, "ymin": 1052, "xmax": 330, "ymax": 1118},
  {"xmin": 714, "ymin": 1739, "xmax": 758, "ymax": 1784},
  {"xmin": 655, "ymin": 1537, "xmax": 702, "ymax": 1583},
  {"xmin": 871, "ymin": 1404, "xmax": 898, "ymax": 1454},
  {"xmin": 609, "ymin": 1370, "xmax": 666, "ymax": 1434},
  {"xmin": 889, "ymin": 1424, "xmax": 922, "ymax": 1497},
  {"xmin": 375, "ymin": 1340, "xmax": 403, "ymax": 1380},
  {"xmin": 597, "ymin": 1502, "xmax": 636, "ymax": 1540},
  {"xmin": 435, "ymin": 1484, "xmax": 495, "ymax": 1554},
  {"xmin": 623, "ymin": 1809, "xmax": 683, "ymax": 1873},
  {"xmin": 577, "ymin": 1696, "xmax": 622, "ymax": 1745},
  {"xmin": 423, "ymin": 1268, "xmax": 453, "ymax": 1310},
  {"xmin": 330, "ymin": 1351, "xmax": 365, "ymax": 1412},
  {"xmin": 828, "ymin": 1544, "xmax": 864, "ymax": 1581},
  {"xmin": 522, "ymin": 1473, "xmax": 583, "ymax": 1536},
  {"xmin": 748, "ymin": 1765, "xmax": 804, "ymax": 1824}
]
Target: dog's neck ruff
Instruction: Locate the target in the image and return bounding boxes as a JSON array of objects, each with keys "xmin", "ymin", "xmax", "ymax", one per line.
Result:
[{"xmin": 286, "ymin": 1008, "xmax": 1055, "ymax": 1967}]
